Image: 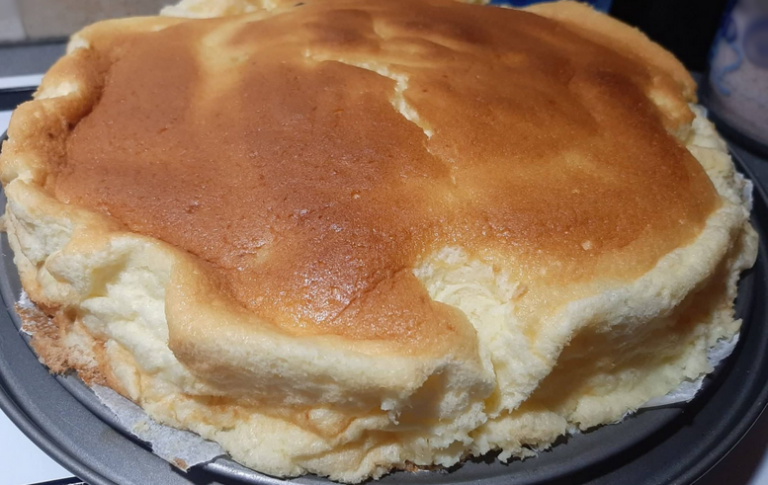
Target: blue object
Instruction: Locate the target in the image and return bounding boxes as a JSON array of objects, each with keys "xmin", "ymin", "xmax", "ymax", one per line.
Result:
[
  {"xmin": 488, "ymin": 0, "xmax": 612, "ymax": 12},
  {"xmin": 744, "ymin": 17, "xmax": 768, "ymax": 69}
]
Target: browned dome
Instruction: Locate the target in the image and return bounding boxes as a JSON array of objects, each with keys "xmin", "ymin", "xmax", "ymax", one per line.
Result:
[{"xmin": 54, "ymin": 0, "xmax": 714, "ymax": 347}]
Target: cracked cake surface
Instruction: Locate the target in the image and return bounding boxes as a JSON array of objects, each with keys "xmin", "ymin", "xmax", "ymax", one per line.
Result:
[{"xmin": 0, "ymin": 0, "xmax": 757, "ymax": 481}]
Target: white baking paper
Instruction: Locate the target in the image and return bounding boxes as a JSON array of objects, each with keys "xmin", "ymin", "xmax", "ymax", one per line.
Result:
[
  {"xmin": 17, "ymin": 291, "xmax": 36, "ymax": 336},
  {"xmin": 741, "ymin": 176, "xmax": 754, "ymax": 212},
  {"xmin": 92, "ymin": 385, "xmax": 226, "ymax": 470},
  {"xmin": 17, "ymin": 290, "xmax": 35, "ymax": 310},
  {"xmin": 640, "ymin": 333, "xmax": 740, "ymax": 408}
]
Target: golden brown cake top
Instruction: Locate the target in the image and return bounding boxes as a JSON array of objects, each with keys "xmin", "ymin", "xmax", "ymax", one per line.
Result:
[{"xmin": 42, "ymin": 0, "xmax": 714, "ymax": 346}]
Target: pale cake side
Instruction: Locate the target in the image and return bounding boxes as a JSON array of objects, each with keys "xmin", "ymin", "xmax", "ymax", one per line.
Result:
[{"xmin": 0, "ymin": 0, "xmax": 758, "ymax": 482}]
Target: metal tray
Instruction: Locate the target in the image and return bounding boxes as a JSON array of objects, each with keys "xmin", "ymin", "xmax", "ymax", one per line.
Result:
[{"xmin": 0, "ymin": 132, "xmax": 767, "ymax": 485}]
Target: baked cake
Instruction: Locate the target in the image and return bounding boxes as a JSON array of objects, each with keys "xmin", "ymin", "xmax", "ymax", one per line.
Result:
[{"xmin": 0, "ymin": 0, "xmax": 757, "ymax": 481}]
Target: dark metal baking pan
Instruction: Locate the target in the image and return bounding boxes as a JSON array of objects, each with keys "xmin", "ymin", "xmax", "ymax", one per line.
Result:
[
  {"xmin": 0, "ymin": 130, "xmax": 767, "ymax": 485},
  {"xmin": 0, "ymin": 87, "xmax": 37, "ymax": 112}
]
